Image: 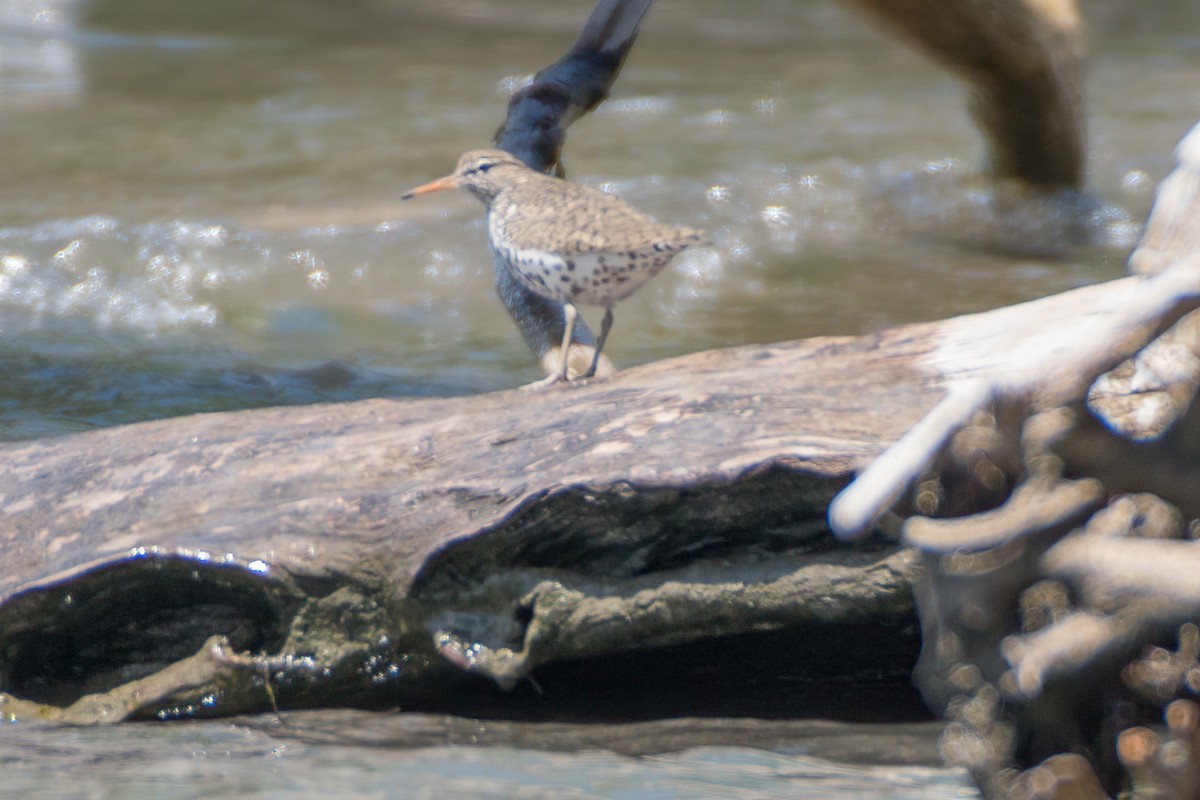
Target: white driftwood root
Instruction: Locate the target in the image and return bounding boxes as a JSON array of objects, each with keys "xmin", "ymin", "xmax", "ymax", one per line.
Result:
[{"xmin": 830, "ymin": 119, "xmax": 1200, "ymax": 540}]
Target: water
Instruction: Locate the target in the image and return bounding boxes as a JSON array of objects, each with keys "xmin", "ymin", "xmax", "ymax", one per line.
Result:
[
  {"xmin": 4, "ymin": 0, "xmax": 1190, "ymax": 441},
  {"xmin": 0, "ymin": 714, "xmax": 979, "ymax": 800},
  {"xmin": 2, "ymin": 0, "xmax": 1198, "ymax": 795}
]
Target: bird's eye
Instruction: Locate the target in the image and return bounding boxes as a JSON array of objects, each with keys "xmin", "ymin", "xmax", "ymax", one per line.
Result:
[{"xmin": 478, "ymin": 163, "xmax": 493, "ymax": 173}]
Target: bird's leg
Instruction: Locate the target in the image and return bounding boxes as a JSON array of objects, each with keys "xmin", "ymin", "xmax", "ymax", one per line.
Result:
[
  {"xmin": 585, "ymin": 307, "xmax": 614, "ymax": 379},
  {"xmin": 522, "ymin": 302, "xmax": 578, "ymax": 390},
  {"xmin": 556, "ymin": 301, "xmax": 578, "ymax": 381}
]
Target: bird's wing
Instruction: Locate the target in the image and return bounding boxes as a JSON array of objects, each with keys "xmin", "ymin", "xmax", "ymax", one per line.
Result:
[{"xmin": 506, "ymin": 181, "xmax": 706, "ymax": 255}]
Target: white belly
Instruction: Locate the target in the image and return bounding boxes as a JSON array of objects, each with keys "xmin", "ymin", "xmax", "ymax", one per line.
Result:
[{"xmin": 491, "ymin": 241, "xmax": 672, "ymax": 306}]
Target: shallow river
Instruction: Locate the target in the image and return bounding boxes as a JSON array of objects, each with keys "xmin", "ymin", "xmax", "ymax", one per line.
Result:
[
  {"xmin": 1, "ymin": 713, "xmax": 980, "ymax": 800},
  {"xmin": 2, "ymin": 0, "xmax": 1199, "ymax": 796}
]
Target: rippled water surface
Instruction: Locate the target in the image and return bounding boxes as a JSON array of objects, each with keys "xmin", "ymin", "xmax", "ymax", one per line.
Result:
[
  {"xmin": 0, "ymin": 714, "xmax": 980, "ymax": 800},
  {"xmin": 4, "ymin": 0, "xmax": 1196, "ymax": 439},
  {"xmin": 3, "ymin": 0, "xmax": 1199, "ymax": 795}
]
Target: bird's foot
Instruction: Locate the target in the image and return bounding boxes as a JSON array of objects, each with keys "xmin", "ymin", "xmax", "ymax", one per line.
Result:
[
  {"xmin": 522, "ymin": 343, "xmax": 616, "ymax": 390},
  {"xmin": 519, "ymin": 372, "xmax": 568, "ymax": 391}
]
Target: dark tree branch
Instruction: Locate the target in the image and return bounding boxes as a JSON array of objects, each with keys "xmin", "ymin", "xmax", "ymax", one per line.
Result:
[{"xmin": 844, "ymin": 0, "xmax": 1086, "ymax": 188}]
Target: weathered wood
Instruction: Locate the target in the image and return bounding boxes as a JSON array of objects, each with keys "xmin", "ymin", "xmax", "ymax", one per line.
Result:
[
  {"xmin": 0, "ymin": 330, "xmax": 931, "ymax": 604},
  {"xmin": 1, "ymin": 316, "xmax": 943, "ymax": 720}
]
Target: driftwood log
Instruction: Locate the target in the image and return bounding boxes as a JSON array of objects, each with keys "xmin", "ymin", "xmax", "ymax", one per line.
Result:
[{"xmin": 0, "ymin": 315, "xmax": 935, "ymax": 722}]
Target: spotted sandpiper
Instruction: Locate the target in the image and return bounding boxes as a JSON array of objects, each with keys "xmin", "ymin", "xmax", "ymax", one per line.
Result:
[{"xmin": 402, "ymin": 148, "xmax": 708, "ymax": 385}]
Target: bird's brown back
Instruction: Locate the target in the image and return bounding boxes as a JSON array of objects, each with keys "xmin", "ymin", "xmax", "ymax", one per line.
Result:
[{"xmin": 490, "ymin": 172, "xmax": 707, "ymax": 257}]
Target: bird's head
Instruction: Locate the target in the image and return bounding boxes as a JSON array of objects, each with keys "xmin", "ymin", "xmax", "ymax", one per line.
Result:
[{"xmin": 401, "ymin": 149, "xmax": 529, "ymax": 204}]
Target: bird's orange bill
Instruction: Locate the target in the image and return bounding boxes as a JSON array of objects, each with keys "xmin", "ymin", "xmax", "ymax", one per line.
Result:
[{"xmin": 401, "ymin": 175, "xmax": 459, "ymax": 200}]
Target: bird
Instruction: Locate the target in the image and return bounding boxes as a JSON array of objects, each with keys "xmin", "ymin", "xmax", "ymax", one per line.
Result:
[{"xmin": 401, "ymin": 148, "xmax": 708, "ymax": 386}]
